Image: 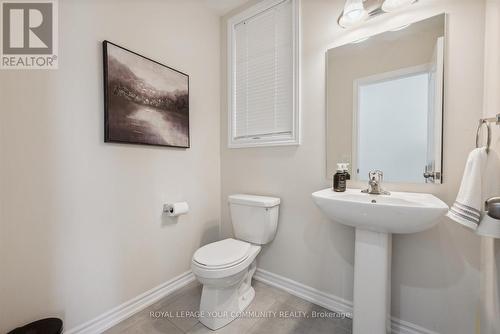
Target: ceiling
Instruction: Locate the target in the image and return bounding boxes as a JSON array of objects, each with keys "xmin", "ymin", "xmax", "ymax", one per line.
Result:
[{"xmin": 202, "ymin": 0, "xmax": 251, "ymax": 16}]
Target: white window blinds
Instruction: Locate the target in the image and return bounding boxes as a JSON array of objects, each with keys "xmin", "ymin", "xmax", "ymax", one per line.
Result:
[{"xmin": 230, "ymin": 0, "xmax": 296, "ymax": 146}]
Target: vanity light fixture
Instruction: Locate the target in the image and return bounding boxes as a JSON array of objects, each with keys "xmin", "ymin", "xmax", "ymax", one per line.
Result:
[
  {"xmin": 338, "ymin": 0, "xmax": 368, "ymax": 28},
  {"xmin": 338, "ymin": 0, "xmax": 418, "ymax": 29}
]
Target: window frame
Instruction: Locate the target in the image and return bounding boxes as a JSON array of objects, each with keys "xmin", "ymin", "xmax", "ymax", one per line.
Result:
[{"xmin": 227, "ymin": 0, "xmax": 300, "ymax": 148}]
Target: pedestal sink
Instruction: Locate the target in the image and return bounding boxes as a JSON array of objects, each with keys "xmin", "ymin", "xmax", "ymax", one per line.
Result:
[{"xmin": 312, "ymin": 188, "xmax": 448, "ymax": 334}]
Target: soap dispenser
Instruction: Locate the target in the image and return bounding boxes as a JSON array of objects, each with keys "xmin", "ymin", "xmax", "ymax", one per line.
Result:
[{"xmin": 333, "ymin": 163, "xmax": 347, "ymax": 192}]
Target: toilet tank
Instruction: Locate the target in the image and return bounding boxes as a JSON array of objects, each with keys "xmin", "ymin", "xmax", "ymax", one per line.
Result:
[{"xmin": 228, "ymin": 194, "xmax": 280, "ymax": 245}]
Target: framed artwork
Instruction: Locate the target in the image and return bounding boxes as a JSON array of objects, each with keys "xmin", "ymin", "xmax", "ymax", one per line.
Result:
[{"xmin": 103, "ymin": 41, "xmax": 189, "ymax": 148}]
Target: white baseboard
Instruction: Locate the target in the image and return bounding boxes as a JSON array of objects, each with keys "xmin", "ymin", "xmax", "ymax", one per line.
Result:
[
  {"xmin": 253, "ymin": 268, "xmax": 354, "ymax": 318},
  {"xmin": 64, "ymin": 267, "xmax": 438, "ymax": 334},
  {"xmin": 64, "ymin": 271, "xmax": 195, "ymax": 334},
  {"xmin": 254, "ymin": 268, "xmax": 439, "ymax": 334},
  {"xmin": 390, "ymin": 317, "xmax": 440, "ymax": 334}
]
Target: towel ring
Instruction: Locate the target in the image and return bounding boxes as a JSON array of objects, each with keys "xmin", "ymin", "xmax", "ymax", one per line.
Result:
[{"xmin": 476, "ymin": 119, "xmax": 491, "ymax": 152}]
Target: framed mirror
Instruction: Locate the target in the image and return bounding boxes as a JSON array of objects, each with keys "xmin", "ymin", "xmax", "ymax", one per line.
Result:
[{"xmin": 326, "ymin": 14, "xmax": 445, "ymax": 184}]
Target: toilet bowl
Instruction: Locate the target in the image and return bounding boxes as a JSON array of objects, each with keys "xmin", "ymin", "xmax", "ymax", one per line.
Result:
[{"xmin": 191, "ymin": 194, "xmax": 280, "ymax": 330}]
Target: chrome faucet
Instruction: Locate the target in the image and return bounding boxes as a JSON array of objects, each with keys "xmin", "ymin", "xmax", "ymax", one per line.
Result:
[{"xmin": 361, "ymin": 170, "xmax": 390, "ymax": 195}]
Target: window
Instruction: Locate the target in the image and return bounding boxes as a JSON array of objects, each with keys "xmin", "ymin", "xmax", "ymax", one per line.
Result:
[
  {"xmin": 356, "ymin": 70, "xmax": 429, "ymax": 182},
  {"xmin": 227, "ymin": 0, "xmax": 300, "ymax": 148}
]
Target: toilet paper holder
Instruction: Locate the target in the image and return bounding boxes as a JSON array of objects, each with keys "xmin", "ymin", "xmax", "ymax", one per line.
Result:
[
  {"xmin": 485, "ymin": 197, "xmax": 500, "ymax": 220},
  {"xmin": 163, "ymin": 202, "xmax": 189, "ymax": 217}
]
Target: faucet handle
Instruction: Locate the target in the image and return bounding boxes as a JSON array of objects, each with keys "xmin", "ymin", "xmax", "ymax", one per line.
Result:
[
  {"xmin": 363, "ymin": 170, "xmax": 390, "ymax": 195},
  {"xmin": 368, "ymin": 170, "xmax": 383, "ymax": 182}
]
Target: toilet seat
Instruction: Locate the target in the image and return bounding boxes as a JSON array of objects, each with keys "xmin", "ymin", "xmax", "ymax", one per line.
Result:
[
  {"xmin": 192, "ymin": 238, "xmax": 261, "ymax": 279},
  {"xmin": 193, "ymin": 238, "xmax": 251, "ymax": 269}
]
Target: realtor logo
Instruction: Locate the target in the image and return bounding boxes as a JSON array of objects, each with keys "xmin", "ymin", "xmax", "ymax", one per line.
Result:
[{"xmin": 1, "ymin": 0, "xmax": 58, "ymax": 69}]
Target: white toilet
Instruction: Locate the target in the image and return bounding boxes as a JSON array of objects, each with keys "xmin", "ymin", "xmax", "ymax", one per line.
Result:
[{"xmin": 191, "ymin": 194, "xmax": 280, "ymax": 330}]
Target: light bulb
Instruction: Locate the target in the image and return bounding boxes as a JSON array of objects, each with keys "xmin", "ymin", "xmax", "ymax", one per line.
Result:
[
  {"xmin": 345, "ymin": 9, "xmax": 364, "ymax": 20},
  {"xmin": 338, "ymin": 0, "xmax": 368, "ymax": 28}
]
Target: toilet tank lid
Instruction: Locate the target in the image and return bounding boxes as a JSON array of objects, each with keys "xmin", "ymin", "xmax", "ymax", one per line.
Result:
[{"xmin": 228, "ymin": 194, "xmax": 280, "ymax": 208}]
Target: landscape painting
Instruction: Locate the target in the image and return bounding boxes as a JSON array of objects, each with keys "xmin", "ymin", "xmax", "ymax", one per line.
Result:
[{"xmin": 103, "ymin": 41, "xmax": 189, "ymax": 148}]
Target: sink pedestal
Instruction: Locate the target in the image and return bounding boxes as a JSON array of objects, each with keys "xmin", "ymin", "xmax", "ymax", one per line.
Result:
[{"xmin": 353, "ymin": 229, "xmax": 391, "ymax": 334}]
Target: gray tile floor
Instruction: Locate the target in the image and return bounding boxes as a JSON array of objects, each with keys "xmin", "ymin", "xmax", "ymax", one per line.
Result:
[{"xmin": 105, "ymin": 280, "xmax": 352, "ymax": 334}]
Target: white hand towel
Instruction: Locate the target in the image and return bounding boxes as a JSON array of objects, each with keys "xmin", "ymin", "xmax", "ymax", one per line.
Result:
[{"xmin": 446, "ymin": 147, "xmax": 488, "ymax": 230}]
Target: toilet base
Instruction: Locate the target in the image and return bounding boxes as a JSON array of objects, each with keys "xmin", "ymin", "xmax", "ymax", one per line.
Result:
[{"xmin": 199, "ymin": 260, "xmax": 257, "ymax": 330}]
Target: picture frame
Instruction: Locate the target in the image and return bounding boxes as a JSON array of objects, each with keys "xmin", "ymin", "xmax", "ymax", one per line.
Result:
[{"xmin": 103, "ymin": 40, "xmax": 190, "ymax": 148}]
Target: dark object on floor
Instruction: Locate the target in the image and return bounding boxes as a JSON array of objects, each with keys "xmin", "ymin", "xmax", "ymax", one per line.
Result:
[{"xmin": 7, "ymin": 318, "xmax": 63, "ymax": 334}]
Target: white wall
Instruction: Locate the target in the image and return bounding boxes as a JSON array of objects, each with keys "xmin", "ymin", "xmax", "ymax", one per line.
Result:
[
  {"xmin": 481, "ymin": 0, "xmax": 500, "ymax": 332},
  {"xmin": 221, "ymin": 0, "xmax": 485, "ymax": 333},
  {"xmin": 0, "ymin": 0, "xmax": 221, "ymax": 331}
]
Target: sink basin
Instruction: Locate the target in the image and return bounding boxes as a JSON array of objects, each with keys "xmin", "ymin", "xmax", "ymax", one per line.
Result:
[
  {"xmin": 312, "ymin": 188, "xmax": 448, "ymax": 234},
  {"xmin": 312, "ymin": 187, "xmax": 448, "ymax": 334}
]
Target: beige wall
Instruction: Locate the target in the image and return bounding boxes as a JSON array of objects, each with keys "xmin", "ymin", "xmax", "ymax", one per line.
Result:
[
  {"xmin": 221, "ymin": 0, "xmax": 485, "ymax": 333},
  {"xmin": 484, "ymin": 0, "xmax": 500, "ymax": 148},
  {"xmin": 0, "ymin": 0, "xmax": 221, "ymax": 331}
]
